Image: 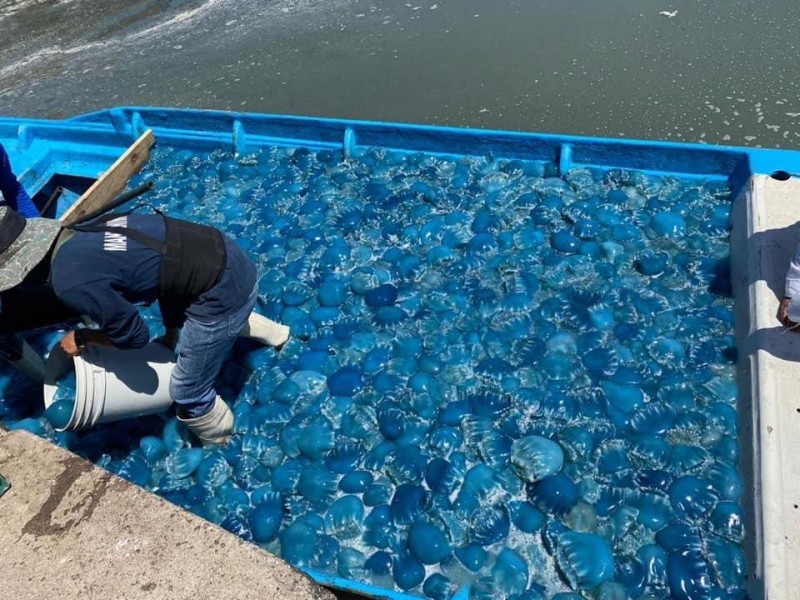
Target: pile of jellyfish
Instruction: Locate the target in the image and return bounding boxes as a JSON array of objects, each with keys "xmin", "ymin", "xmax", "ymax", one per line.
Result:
[{"xmin": 0, "ymin": 142, "xmax": 746, "ymax": 600}]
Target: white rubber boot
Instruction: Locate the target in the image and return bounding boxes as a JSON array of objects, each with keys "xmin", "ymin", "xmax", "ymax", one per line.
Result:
[
  {"xmin": 239, "ymin": 312, "xmax": 290, "ymax": 348},
  {"xmin": 9, "ymin": 339, "xmax": 45, "ymax": 384},
  {"xmin": 178, "ymin": 396, "xmax": 233, "ymax": 445}
]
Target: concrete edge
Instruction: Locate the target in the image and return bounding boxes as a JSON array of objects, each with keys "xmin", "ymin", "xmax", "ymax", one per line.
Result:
[
  {"xmin": 0, "ymin": 427, "xmax": 337, "ymax": 600},
  {"xmin": 731, "ymin": 174, "xmax": 800, "ymax": 600}
]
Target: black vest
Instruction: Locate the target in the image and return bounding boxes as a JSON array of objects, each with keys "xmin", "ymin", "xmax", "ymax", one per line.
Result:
[{"xmin": 70, "ymin": 213, "xmax": 226, "ymax": 298}]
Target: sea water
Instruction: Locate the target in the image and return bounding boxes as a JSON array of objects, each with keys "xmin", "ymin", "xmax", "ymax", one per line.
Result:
[{"xmin": 2, "ymin": 144, "xmax": 743, "ymax": 599}]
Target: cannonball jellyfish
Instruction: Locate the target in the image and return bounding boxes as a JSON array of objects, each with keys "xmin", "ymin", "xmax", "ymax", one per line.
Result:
[
  {"xmin": 407, "ymin": 520, "xmax": 452, "ymax": 564},
  {"xmin": 510, "ymin": 435, "xmax": 565, "ymax": 482}
]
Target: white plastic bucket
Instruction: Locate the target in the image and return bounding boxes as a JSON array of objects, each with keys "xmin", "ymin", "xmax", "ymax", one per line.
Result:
[{"xmin": 43, "ymin": 342, "xmax": 176, "ymax": 431}]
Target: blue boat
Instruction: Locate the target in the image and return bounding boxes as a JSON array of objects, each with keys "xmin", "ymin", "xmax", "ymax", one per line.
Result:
[{"xmin": 2, "ymin": 107, "xmax": 799, "ymax": 600}]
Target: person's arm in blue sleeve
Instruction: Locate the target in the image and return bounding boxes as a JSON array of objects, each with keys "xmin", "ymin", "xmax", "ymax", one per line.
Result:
[
  {"xmin": 0, "ymin": 143, "xmax": 39, "ymax": 217},
  {"xmin": 54, "ymin": 284, "xmax": 151, "ymax": 349}
]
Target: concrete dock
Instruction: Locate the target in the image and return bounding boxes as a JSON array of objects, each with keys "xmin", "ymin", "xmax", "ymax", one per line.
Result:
[
  {"xmin": 731, "ymin": 174, "xmax": 800, "ymax": 600},
  {"xmin": 0, "ymin": 427, "xmax": 336, "ymax": 600}
]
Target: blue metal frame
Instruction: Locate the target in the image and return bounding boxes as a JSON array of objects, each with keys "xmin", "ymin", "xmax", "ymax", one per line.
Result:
[
  {"xmin": 1, "ymin": 106, "xmax": 799, "ymax": 598},
  {"xmin": 2, "ymin": 107, "xmax": 800, "ymax": 205}
]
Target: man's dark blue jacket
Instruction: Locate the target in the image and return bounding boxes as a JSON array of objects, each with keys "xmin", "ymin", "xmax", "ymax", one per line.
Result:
[
  {"xmin": 0, "ymin": 143, "xmax": 39, "ymax": 217},
  {"xmin": 50, "ymin": 214, "xmax": 257, "ymax": 348}
]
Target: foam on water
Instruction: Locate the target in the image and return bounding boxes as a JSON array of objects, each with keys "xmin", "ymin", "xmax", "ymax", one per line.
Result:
[{"xmin": 1, "ymin": 143, "xmax": 743, "ymax": 599}]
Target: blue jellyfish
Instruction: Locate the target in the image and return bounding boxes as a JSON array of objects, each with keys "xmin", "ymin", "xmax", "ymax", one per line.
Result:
[
  {"xmin": 44, "ymin": 399, "xmax": 74, "ymax": 430},
  {"xmin": 428, "ymin": 426, "xmax": 462, "ymax": 457},
  {"xmin": 318, "ymin": 274, "xmax": 349, "ymax": 307},
  {"xmin": 390, "ymin": 484, "xmax": 427, "ymax": 526},
  {"xmin": 426, "ymin": 245, "xmax": 455, "ymax": 266},
  {"xmin": 655, "ymin": 522, "xmax": 703, "ymax": 553},
  {"xmin": 469, "ymin": 504, "xmax": 510, "ymax": 545},
  {"xmin": 636, "ymin": 250, "xmax": 669, "ymax": 276},
  {"xmin": 407, "ymin": 520, "xmax": 452, "ymax": 565},
  {"xmin": 325, "ymin": 495, "xmax": 365, "ymax": 539},
  {"xmin": 339, "ymin": 470, "xmax": 373, "ymax": 494},
  {"xmin": 282, "ymin": 282, "xmax": 313, "ymax": 306},
  {"xmin": 601, "ymin": 381, "xmax": 645, "ymax": 414},
  {"xmin": 139, "ymin": 436, "xmax": 167, "ymax": 465},
  {"xmin": 162, "ymin": 418, "xmax": 190, "ymax": 453},
  {"xmin": 466, "ymin": 391, "xmax": 511, "ymax": 418},
  {"xmin": 425, "ymin": 457, "xmax": 463, "ymax": 495},
  {"xmin": 635, "ymin": 469, "xmax": 673, "ymax": 493},
  {"xmin": 279, "ymin": 520, "xmax": 319, "ymax": 566},
  {"xmin": 705, "ymin": 536, "xmax": 745, "ymax": 592},
  {"xmin": 454, "ymin": 464, "xmax": 501, "ymax": 518},
  {"xmin": 669, "ymin": 476, "xmax": 719, "ymax": 522},
  {"xmin": 165, "ymin": 448, "xmax": 204, "ymax": 479},
  {"xmin": 461, "ymin": 416, "xmax": 512, "ymax": 468},
  {"xmin": 454, "ymin": 543, "xmax": 488, "ymax": 572},
  {"xmin": 552, "ymin": 230, "xmax": 581, "ymax": 254},
  {"xmin": 510, "ymin": 435, "xmax": 565, "ymax": 482},
  {"xmin": 634, "ymin": 544, "xmax": 668, "ymax": 592},
  {"xmin": 509, "ymin": 501, "xmax": 545, "ymax": 533},
  {"xmin": 337, "ymin": 547, "xmax": 367, "ymax": 579},
  {"xmin": 364, "ymin": 477, "xmax": 394, "ymax": 507},
  {"xmin": 650, "ymin": 212, "xmax": 686, "ymax": 238},
  {"xmin": 708, "ymin": 502, "xmax": 745, "ymax": 543},
  {"xmin": 327, "ymin": 366, "xmax": 364, "ymax": 397},
  {"xmin": 492, "ymin": 548, "xmax": 530, "ymax": 597},
  {"xmin": 288, "ymin": 370, "xmax": 327, "ymax": 396},
  {"xmin": 422, "ymin": 573, "xmax": 455, "ymax": 600},
  {"xmin": 220, "ymin": 514, "xmax": 253, "ymax": 542},
  {"xmin": 630, "ymin": 402, "xmax": 677, "ymax": 434},
  {"xmin": 325, "ymin": 441, "xmax": 364, "ymax": 474},
  {"xmin": 393, "ymin": 550, "xmax": 425, "ymax": 591},
  {"xmin": 529, "ymin": 474, "xmax": 580, "ymax": 515},
  {"xmin": 195, "ymin": 453, "xmax": 233, "ymax": 490},
  {"xmin": 297, "ymin": 464, "xmax": 339, "ymax": 505},
  {"xmin": 365, "ymin": 550, "xmax": 394, "ymax": 576},
  {"xmin": 250, "ymin": 493, "xmax": 284, "ymax": 543},
  {"xmin": 386, "ymin": 446, "xmax": 428, "ymax": 484},
  {"xmin": 666, "ymin": 549, "xmax": 712, "ymax": 600},
  {"xmin": 116, "ymin": 455, "xmax": 150, "ymax": 487},
  {"xmin": 365, "ymin": 283, "xmax": 399, "ymax": 308},
  {"xmin": 296, "ymin": 417, "xmax": 335, "ymax": 459},
  {"xmin": 705, "ymin": 462, "xmax": 743, "ymax": 502},
  {"xmin": 628, "ymin": 434, "xmax": 671, "ymax": 470},
  {"xmin": 550, "ymin": 528, "xmax": 615, "ymax": 590}
]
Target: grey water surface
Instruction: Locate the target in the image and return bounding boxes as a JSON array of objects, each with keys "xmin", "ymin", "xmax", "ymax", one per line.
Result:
[{"xmin": 1, "ymin": 0, "xmax": 799, "ymax": 148}]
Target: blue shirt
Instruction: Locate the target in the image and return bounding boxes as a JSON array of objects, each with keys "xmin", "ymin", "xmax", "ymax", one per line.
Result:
[
  {"xmin": 50, "ymin": 214, "xmax": 257, "ymax": 348},
  {"xmin": 0, "ymin": 143, "xmax": 39, "ymax": 217}
]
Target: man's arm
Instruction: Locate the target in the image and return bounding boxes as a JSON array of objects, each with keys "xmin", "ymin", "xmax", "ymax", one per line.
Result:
[
  {"xmin": 59, "ymin": 329, "xmax": 113, "ymax": 357},
  {"xmin": 54, "ymin": 284, "xmax": 150, "ymax": 355},
  {"xmin": 786, "ymin": 243, "xmax": 800, "ymax": 300},
  {"xmin": 0, "ymin": 144, "xmax": 39, "ymax": 217},
  {"xmin": 779, "ymin": 242, "xmax": 800, "ymax": 326}
]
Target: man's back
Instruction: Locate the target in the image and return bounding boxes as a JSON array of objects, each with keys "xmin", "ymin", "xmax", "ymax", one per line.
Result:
[
  {"xmin": 51, "ymin": 212, "xmax": 257, "ymax": 348},
  {"xmin": 51, "ymin": 213, "xmax": 166, "ymax": 348}
]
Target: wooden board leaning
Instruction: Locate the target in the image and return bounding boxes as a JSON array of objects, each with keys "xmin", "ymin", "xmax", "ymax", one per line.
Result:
[{"xmin": 59, "ymin": 129, "xmax": 155, "ymax": 227}]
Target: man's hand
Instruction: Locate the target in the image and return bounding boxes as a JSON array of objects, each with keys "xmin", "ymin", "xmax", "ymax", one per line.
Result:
[
  {"xmin": 59, "ymin": 331, "xmax": 81, "ymax": 357},
  {"xmin": 779, "ymin": 297, "xmax": 792, "ymax": 327},
  {"xmin": 59, "ymin": 329, "xmax": 113, "ymax": 357}
]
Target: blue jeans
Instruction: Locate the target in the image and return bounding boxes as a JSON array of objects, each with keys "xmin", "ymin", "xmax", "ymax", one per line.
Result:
[{"xmin": 169, "ymin": 284, "xmax": 258, "ymax": 417}]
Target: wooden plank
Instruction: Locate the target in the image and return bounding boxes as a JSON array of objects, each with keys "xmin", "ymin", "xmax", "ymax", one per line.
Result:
[{"xmin": 60, "ymin": 129, "xmax": 155, "ymax": 226}]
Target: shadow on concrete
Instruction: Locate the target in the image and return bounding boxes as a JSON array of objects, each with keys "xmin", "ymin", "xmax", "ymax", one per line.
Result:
[
  {"xmin": 744, "ymin": 325, "xmax": 800, "ymax": 363},
  {"xmin": 746, "ymin": 220, "xmax": 800, "ymax": 300}
]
